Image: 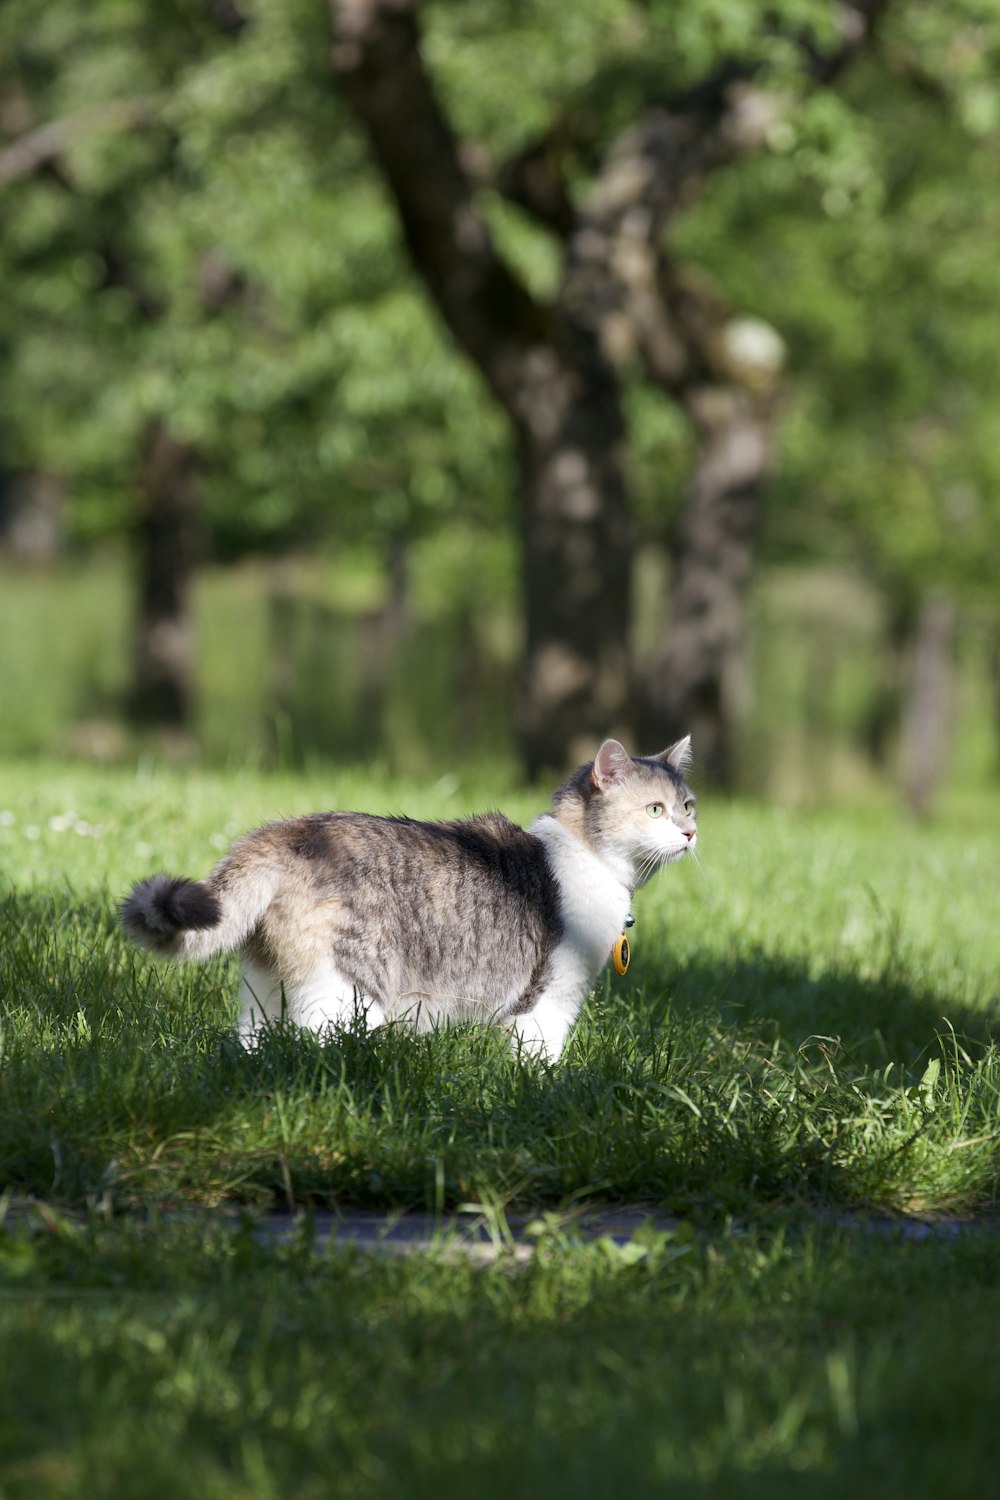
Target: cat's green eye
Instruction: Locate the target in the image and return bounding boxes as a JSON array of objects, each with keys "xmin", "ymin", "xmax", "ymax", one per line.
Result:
[
  {"xmin": 646, "ymin": 802, "xmax": 665, "ymax": 818},
  {"xmin": 684, "ymin": 799, "xmax": 696, "ymax": 814}
]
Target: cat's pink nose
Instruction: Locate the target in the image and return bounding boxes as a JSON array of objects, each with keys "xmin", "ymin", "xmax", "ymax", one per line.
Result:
[{"xmin": 683, "ymin": 828, "xmax": 695, "ymax": 840}]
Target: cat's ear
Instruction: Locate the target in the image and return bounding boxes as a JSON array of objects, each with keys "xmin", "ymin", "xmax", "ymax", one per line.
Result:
[
  {"xmin": 591, "ymin": 739, "xmax": 634, "ymax": 790},
  {"xmin": 654, "ymin": 736, "xmax": 693, "ymax": 774}
]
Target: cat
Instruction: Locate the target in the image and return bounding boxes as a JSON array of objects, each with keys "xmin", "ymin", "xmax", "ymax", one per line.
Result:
[{"xmin": 120, "ymin": 737, "xmax": 696, "ymax": 1062}]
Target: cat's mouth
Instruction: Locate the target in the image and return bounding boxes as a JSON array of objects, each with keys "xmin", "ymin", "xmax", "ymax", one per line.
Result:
[
  {"xmin": 633, "ymin": 840, "xmax": 691, "ymax": 885},
  {"xmin": 659, "ymin": 837, "xmax": 698, "ymax": 870}
]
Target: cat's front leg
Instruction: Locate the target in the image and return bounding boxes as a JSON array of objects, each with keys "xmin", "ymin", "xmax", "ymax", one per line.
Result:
[
  {"xmin": 508, "ymin": 992, "xmax": 580, "ymax": 1065},
  {"xmin": 507, "ymin": 941, "xmax": 598, "ymax": 1064}
]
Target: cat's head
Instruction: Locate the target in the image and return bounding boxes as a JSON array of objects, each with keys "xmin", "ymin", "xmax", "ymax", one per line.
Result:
[{"xmin": 553, "ymin": 738, "xmax": 697, "ymax": 888}]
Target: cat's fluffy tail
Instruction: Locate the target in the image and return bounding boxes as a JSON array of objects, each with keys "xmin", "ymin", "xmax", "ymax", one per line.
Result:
[{"xmin": 120, "ymin": 866, "xmax": 275, "ymax": 961}]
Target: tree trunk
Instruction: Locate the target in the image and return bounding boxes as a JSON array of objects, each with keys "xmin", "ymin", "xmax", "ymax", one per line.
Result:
[
  {"xmin": 0, "ymin": 468, "xmax": 66, "ymax": 563},
  {"xmin": 127, "ymin": 419, "xmax": 200, "ymax": 735},
  {"xmin": 329, "ymin": 0, "xmax": 883, "ymax": 778},
  {"xmin": 646, "ymin": 385, "xmax": 771, "ymax": 783},
  {"xmin": 512, "ymin": 352, "xmax": 631, "ymax": 776},
  {"xmin": 899, "ymin": 591, "xmax": 958, "ymax": 817},
  {"xmin": 864, "ymin": 598, "xmax": 910, "ymax": 767},
  {"xmin": 329, "ymin": 0, "xmax": 631, "ymax": 777}
]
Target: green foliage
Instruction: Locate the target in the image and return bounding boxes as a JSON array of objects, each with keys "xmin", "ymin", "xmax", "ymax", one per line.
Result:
[
  {"xmin": 1, "ymin": 0, "xmax": 511, "ymax": 554},
  {"xmin": 673, "ymin": 21, "xmax": 1000, "ymax": 607},
  {"xmin": 5, "ymin": 0, "xmax": 999, "ymax": 584}
]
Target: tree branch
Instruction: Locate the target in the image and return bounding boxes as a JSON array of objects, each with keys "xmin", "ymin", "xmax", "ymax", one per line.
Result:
[
  {"xmin": 506, "ymin": 2, "xmax": 889, "ymax": 383},
  {"xmin": 0, "ymin": 100, "xmax": 157, "ymax": 187},
  {"xmin": 0, "ymin": 0, "xmax": 258, "ymax": 189},
  {"xmin": 496, "ymin": 118, "xmax": 580, "ymax": 237}
]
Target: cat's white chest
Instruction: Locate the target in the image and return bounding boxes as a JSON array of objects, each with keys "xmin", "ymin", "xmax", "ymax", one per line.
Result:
[
  {"xmin": 506, "ymin": 816, "xmax": 632, "ymax": 1061},
  {"xmin": 531, "ymin": 816, "xmax": 631, "ymax": 974}
]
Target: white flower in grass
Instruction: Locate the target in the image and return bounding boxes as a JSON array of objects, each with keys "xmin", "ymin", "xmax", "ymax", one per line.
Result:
[{"xmin": 73, "ymin": 820, "xmax": 105, "ymax": 837}]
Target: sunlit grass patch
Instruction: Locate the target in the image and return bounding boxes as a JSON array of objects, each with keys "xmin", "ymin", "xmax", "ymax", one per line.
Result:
[{"xmin": 1, "ymin": 761, "xmax": 998, "ymax": 1221}]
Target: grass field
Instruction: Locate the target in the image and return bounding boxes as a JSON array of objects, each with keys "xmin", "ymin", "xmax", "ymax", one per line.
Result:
[{"xmin": 2, "ymin": 758, "xmax": 1000, "ymax": 1496}]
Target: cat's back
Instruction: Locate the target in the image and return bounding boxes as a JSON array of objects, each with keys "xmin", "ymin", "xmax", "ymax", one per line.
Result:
[{"xmin": 234, "ymin": 806, "xmax": 553, "ymax": 904}]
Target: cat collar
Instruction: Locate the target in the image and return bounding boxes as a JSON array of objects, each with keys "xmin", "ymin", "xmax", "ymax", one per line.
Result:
[{"xmin": 612, "ymin": 911, "xmax": 635, "ymax": 977}]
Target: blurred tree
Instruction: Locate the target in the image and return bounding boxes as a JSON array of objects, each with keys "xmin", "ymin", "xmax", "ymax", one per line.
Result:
[
  {"xmin": 128, "ymin": 419, "xmax": 202, "ymax": 736},
  {"xmin": 674, "ymin": 2, "xmax": 1000, "ymax": 805},
  {"xmin": 2, "ymin": 0, "xmax": 998, "ymax": 789},
  {"xmin": 0, "ymin": 0, "xmax": 510, "ymax": 744},
  {"xmin": 327, "ymin": 0, "xmax": 896, "ymax": 778},
  {"xmin": 0, "ymin": 1, "xmax": 251, "ymax": 733}
]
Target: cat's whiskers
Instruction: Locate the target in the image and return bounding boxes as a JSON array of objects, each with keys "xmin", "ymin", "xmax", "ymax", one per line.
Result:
[
  {"xmin": 634, "ymin": 845, "xmax": 668, "ymax": 887},
  {"xmin": 633, "ymin": 826, "xmax": 701, "ymax": 887}
]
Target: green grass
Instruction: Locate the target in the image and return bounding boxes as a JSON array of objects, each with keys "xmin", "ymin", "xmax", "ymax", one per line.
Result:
[
  {"xmin": 3, "ymin": 759, "xmax": 998, "ymax": 1219},
  {"xmin": 4, "ymin": 1212, "xmax": 1000, "ymax": 1500},
  {"xmin": 2, "ymin": 759, "xmax": 1000, "ymax": 1496}
]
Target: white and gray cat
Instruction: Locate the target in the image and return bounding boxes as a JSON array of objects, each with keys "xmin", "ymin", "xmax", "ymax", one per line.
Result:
[{"xmin": 121, "ymin": 738, "xmax": 696, "ymax": 1062}]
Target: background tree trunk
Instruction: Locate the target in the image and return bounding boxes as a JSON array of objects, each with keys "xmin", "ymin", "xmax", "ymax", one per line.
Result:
[
  {"xmin": 634, "ymin": 266, "xmax": 782, "ymax": 782},
  {"xmin": 0, "ymin": 468, "xmax": 66, "ymax": 563},
  {"xmin": 513, "ymin": 353, "xmax": 631, "ymax": 776},
  {"xmin": 329, "ymin": 0, "xmax": 631, "ymax": 777},
  {"xmin": 865, "ymin": 599, "xmax": 911, "ymax": 768},
  {"xmin": 648, "ymin": 383, "xmax": 775, "ymax": 783},
  {"xmin": 127, "ymin": 419, "xmax": 200, "ymax": 736},
  {"xmin": 503, "ymin": 101, "xmax": 787, "ymax": 780},
  {"xmin": 330, "ymin": 0, "xmax": 883, "ymax": 779},
  {"xmin": 899, "ymin": 591, "xmax": 958, "ymax": 817}
]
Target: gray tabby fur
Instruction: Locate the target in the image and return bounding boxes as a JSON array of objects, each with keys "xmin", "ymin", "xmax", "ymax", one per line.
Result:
[{"xmin": 120, "ymin": 738, "xmax": 697, "ymax": 1061}]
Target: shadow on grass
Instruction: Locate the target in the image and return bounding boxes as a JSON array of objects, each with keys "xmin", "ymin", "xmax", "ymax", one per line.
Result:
[
  {"xmin": 650, "ymin": 945, "xmax": 1000, "ymax": 1070},
  {"xmin": 3, "ymin": 1212, "xmax": 1000, "ymax": 1500},
  {"xmin": 2, "ymin": 887, "xmax": 998, "ymax": 1217}
]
